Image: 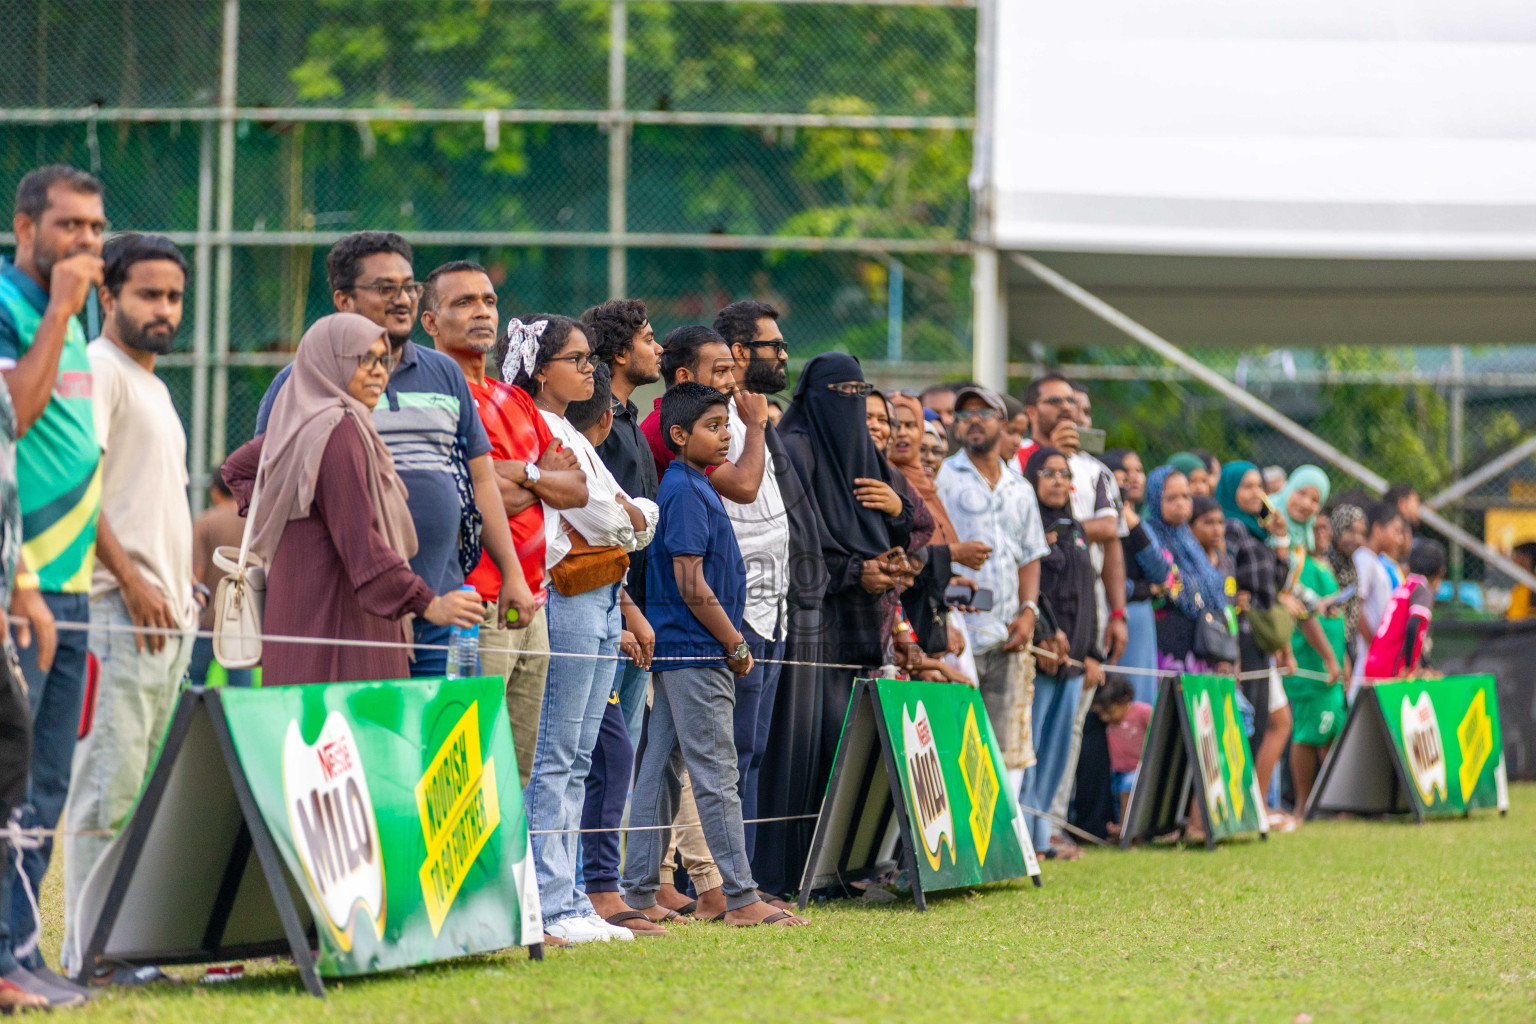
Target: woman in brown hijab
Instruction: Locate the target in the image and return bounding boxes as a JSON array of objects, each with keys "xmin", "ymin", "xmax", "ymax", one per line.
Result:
[{"xmin": 221, "ymin": 313, "xmax": 482, "ymax": 685}]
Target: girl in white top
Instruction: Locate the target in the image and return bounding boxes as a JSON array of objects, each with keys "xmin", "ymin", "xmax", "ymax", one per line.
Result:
[{"xmin": 499, "ymin": 314, "xmax": 656, "ymax": 947}]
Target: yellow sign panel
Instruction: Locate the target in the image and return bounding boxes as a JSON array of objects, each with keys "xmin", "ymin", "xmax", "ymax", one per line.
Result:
[
  {"xmin": 1457, "ymin": 690, "xmax": 1494, "ymax": 803},
  {"xmin": 1222, "ymin": 694, "xmax": 1247, "ymax": 822},
  {"xmin": 414, "ymin": 702, "xmax": 502, "ymax": 936},
  {"xmin": 957, "ymin": 706, "xmax": 1000, "ymax": 867}
]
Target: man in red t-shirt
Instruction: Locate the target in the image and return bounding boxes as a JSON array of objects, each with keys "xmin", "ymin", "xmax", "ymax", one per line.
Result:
[
  {"xmin": 424, "ymin": 261, "xmax": 588, "ymax": 789},
  {"xmin": 638, "ymin": 325, "xmax": 738, "ymax": 478}
]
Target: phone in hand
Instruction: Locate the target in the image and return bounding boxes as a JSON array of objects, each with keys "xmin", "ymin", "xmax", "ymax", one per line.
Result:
[
  {"xmin": 946, "ymin": 585, "xmax": 993, "ymax": 611},
  {"xmin": 1077, "ymin": 426, "xmax": 1106, "ymax": 454}
]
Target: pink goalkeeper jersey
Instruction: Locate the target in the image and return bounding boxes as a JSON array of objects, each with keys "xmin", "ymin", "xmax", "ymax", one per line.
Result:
[{"xmin": 1363, "ymin": 573, "xmax": 1433, "ymax": 679}]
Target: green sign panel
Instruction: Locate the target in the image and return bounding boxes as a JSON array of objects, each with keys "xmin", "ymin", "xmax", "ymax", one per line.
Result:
[
  {"xmin": 874, "ymin": 677, "xmax": 1036, "ymax": 890},
  {"xmin": 1310, "ymin": 674, "xmax": 1509, "ymax": 821},
  {"xmin": 1121, "ymin": 674, "xmax": 1267, "ymax": 849},
  {"xmin": 220, "ymin": 677, "xmax": 540, "ymax": 976},
  {"xmin": 1180, "ymin": 674, "xmax": 1268, "ymax": 842},
  {"xmin": 799, "ymin": 678, "xmax": 1038, "ymax": 910}
]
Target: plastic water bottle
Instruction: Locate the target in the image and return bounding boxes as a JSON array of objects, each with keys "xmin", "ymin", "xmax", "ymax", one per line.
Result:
[{"xmin": 446, "ymin": 585, "xmax": 480, "ymax": 680}]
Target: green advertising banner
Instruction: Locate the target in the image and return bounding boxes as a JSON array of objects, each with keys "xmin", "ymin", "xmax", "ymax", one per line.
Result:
[
  {"xmin": 219, "ymin": 677, "xmax": 540, "ymax": 976},
  {"xmin": 800, "ymin": 678, "xmax": 1038, "ymax": 910},
  {"xmin": 873, "ymin": 677, "xmax": 1037, "ymax": 891},
  {"xmin": 1180, "ymin": 674, "xmax": 1269, "ymax": 842},
  {"xmin": 1310, "ymin": 674, "xmax": 1509, "ymax": 821}
]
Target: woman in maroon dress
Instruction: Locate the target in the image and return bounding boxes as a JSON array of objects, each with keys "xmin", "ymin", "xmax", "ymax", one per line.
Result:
[{"xmin": 221, "ymin": 313, "xmax": 482, "ymax": 685}]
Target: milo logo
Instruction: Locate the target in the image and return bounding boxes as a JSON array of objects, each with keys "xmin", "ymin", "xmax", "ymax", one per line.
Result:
[
  {"xmin": 1400, "ymin": 693, "xmax": 1448, "ymax": 806},
  {"xmin": 283, "ymin": 714, "xmax": 385, "ymax": 951},
  {"xmin": 1193, "ymin": 692, "xmax": 1229, "ymax": 824},
  {"xmin": 901, "ymin": 701, "xmax": 955, "ymax": 871}
]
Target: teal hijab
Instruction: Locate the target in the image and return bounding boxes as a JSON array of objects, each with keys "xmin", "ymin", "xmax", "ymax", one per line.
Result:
[
  {"xmin": 1276, "ymin": 464, "xmax": 1331, "ymax": 551},
  {"xmin": 1167, "ymin": 452, "xmax": 1205, "ymax": 477},
  {"xmin": 1217, "ymin": 460, "xmax": 1266, "ymax": 540}
]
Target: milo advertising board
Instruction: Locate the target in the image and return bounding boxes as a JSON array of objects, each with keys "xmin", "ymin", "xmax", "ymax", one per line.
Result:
[
  {"xmin": 1180, "ymin": 674, "xmax": 1268, "ymax": 842},
  {"xmin": 799, "ymin": 678, "xmax": 1038, "ymax": 910},
  {"xmin": 1309, "ymin": 674, "xmax": 1509, "ymax": 820},
  {"xmin": 221, "ymin": 676, "xmax": 542, "ymax": 976}
]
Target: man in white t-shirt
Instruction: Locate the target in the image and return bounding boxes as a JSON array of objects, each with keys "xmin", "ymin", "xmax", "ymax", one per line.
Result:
[
  {"xmin": 712, "ymin": 301, "xmax": 790, "ymax": 867},
  {"xmin": 63, "ymin": 235, "xmax": 197, "ymax": 979}
]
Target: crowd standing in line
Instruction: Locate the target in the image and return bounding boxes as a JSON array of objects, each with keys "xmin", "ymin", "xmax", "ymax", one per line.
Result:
[{"xmin": 0, "ymin": 166, "xmax": 1459, "ymax": 1007}]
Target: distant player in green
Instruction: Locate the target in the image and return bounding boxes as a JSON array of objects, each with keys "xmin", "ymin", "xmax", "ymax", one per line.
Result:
[
  {"xmin": 0, "ymin": 164, "xmax": 105, "ymax": 1006},
  {"xmin": 1285, "ymin": 515, "xmax": 1350, "ymax": 817}
]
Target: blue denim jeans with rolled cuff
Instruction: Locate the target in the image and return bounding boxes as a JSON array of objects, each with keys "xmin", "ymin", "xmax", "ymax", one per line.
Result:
[{"xmin": 1019, "ymin": 670, "xmax": 1084, "ymax": 854}]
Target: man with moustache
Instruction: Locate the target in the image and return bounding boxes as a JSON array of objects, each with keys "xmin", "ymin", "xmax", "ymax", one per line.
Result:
[
  {"xmin": 424, "ymin": 261, "xmax": 584, "ymax": 790},
  {"xmin": 58, "ymin": 233, "xmax": 202, "ymax": 984},
  {"xmin": 256, "ymin": 234, "xmax": 534, "ymax": 674},
  {"xmin": 0, "ymin": 165, "xmax": 108, "ymax": 1006},
  {"xmin": 935, "ymin": 386, "xmax": 1049, "ymax": 745}
]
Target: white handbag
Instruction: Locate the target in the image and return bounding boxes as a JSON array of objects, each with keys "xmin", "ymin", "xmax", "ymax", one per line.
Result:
[{"xmin": 211, "ymin": 466, "xmax": 267, "ymax": 669}]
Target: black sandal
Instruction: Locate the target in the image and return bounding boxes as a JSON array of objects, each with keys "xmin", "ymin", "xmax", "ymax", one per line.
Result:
[{"xmin": 606, "ymin": 910, "xmax": 667, "ymax": 936}]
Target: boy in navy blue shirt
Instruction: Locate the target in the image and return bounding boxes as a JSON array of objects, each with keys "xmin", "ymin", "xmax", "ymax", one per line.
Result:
[{"xmin": 621, "ymin": 383, "xmax": 806, "ymax": 928}]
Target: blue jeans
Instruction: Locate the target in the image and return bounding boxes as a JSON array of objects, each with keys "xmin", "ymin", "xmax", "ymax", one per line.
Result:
[
  {"xmin": 523, "ymin": 583, "xmax": 621, "ymax": 926},
  {"xmin": 412, "ymin": 619, "xmax": 450, "ymax": 678},
  {"xmin": 187, "ymin": 634, "xmax": 255, "ymax": 688},
  {"xmin": 1020, "ymin": 670, "xmax": 1084, "ymax": 853},
  {"xmin": 735, "ymin": 623, "xmax": 783, "ymax": 859},
  {"xmin": 1, "ymin": 592, "xmax": 89, "ymax": 973}
]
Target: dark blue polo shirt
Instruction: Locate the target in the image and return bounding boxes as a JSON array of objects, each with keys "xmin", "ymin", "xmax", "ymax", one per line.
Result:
[
  {"xmin": 646, "ymin": 459, "xmax": 746, "ymax": 670},
  {"xmin": 255, "ymin": 341, "xmax": 490, "ymax": 595}
]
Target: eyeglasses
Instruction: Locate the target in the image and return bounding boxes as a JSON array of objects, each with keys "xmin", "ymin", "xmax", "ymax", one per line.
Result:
[
  {"xmin": 827, "ymin": 381, "xmax": 875, "ymax": 397},
  {"xmin": 954, "ymin": 408, "xmax": 1000, "ymax": 423},
  {"xmin": 885, "ymin": 388, "xmax": 922, "ymax": 399},
  {"xmin": 547, "ymin": 351, "xmax": 596, "ymax": 369},
  {"xmin": 747, "ymin": 340, "xmax": 787, "ymax": 356},
  {"xmin": 1035, "ymin": 469, "xmax": 1071, "ymax": 481},
  {"xmin": 356, "ymin": 351, "xmax": 395, "ymax": 373},
  {"xmin": 351, "ymin": 280, "xmax": 425, "ymax": 302},
  {"xmin": 1037, "ymin": 394, "xmax": 1078, "ymax": 409}
]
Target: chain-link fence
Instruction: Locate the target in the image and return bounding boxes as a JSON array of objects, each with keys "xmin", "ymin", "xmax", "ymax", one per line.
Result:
[{"xmin": 2, "ymin": 0, "xmax": 976, "ymax": 485}]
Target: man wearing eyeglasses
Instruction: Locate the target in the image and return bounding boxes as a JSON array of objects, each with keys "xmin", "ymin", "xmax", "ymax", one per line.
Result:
[
  {"xmin": 254, "ymin": 233, "xmax": 535, "ymax": 676},
  {"xmin": 935, "ymin": 385, "xmax": 1049, "ymax": 746}
]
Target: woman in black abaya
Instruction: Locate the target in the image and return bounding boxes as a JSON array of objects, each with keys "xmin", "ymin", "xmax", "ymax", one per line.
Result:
[{"xmin": 777, "ymin": 353, "xmax": 912, "ymax": 804}]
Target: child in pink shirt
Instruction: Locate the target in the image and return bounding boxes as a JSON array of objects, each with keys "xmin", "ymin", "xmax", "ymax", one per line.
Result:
[
  {"xmin": 1094, "ymin": 676, "xmax": 1152, "ymax": 823},
  {"xmin": 1364, "ymin": 541, "xmax": 1445, "ymax": 681}
]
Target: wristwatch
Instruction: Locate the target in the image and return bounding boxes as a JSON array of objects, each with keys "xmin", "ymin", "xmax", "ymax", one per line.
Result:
[
  {"xmin": 523, "ymin": 462, "xmax": 541, "ymax": 486},
  {"xmin": 1019, "ymin": 600, "xmax": 1040, "ymax": 617},
  {"xmin": 728, "ymin": 640, "xmax": 751, "ymax": 662}
]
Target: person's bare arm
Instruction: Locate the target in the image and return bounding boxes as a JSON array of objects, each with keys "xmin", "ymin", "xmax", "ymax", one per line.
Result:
[
  {"xmin": 494, "ymin": 439, "xmax": 587, "ymax": 512},
  {"xmin": 5, "ymin": 253, "xmax": 102, "ymax": 433},
  {"xmin": 1100, "ymin": 538, "xmax": 1128, "ymax": 662},
  {"xmin": 1297, "ymin": 616, "xmax": 1343, "ymax": 682},
  {"xmin": 1082, "ymin": 514, "xmax": 1119, "ymax": 544},
  {"xmin": 709, "ymin": 391, "xmax": 767, "ymax": 504},
  {"xmin": 673, "ymin": 553, "xmax": 753, "ymax": 676},
  {"xmin": 95, "ymin": 511, "xmax": 174, "ymax": 653},
  {"xmin": 1004, "ymin": 557, "xmax": 1042, "ymax": 652}
]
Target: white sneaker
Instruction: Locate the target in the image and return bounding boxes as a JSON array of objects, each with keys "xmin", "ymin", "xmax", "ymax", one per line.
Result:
[
  {"xmin": 545, "ymin": 916, "xmax": 610, "ymax": 944},
  {"xmin": 583, "ymin": 913, "xmax": 635, "ymax": 942}
]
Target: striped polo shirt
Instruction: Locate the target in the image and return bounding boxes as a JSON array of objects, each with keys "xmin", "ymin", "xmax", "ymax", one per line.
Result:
[
  {"xmin": 0, "ymin": 258, "xmax": 100, "ymax": 593},
  {"xmin": 255, "ymin": 339, "xmax": 490, "ymax": 595}
]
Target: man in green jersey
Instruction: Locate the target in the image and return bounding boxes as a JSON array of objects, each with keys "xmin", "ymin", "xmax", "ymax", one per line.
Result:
[{"xmin": 0, "ymin": 165, "xmax": 106, "ymax": 1007}]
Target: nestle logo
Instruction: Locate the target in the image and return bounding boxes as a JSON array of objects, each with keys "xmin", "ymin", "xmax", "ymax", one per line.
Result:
[{"xmin": 317, "ymin": 739, "xmax": 356, "ymax": 780}]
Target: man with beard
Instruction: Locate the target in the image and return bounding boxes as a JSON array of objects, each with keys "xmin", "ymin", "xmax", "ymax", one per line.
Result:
[
  {"xmin": 711, "ymin": 301, "xmax": 788, "ymax": 888},
  {"xmin": 0, "ymin": 165, "xmax": 107, "ymax": 1007},
  {"xmin": 424, "ymin": 261, "xmax": 581, "ymax": 790},
  {"xmin": 256, "ymin": 235, "xmax": 534, "ymax": 674},
  {"xmin": 58, "ymin": 234, "xmax": 200, "ymax": 984},
  {"xmin": 935, "ymin": 386, "xmax": 1049, "ymax": 746}
]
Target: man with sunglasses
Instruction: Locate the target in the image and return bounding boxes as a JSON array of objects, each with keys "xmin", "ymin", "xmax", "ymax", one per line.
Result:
[
  {"xmin": 935, "ymin": 385, "xmax": 1049, "ymax": 746},
  {"xmin": 255, "ymin": 233, "xmax": 534, "ymax": 675}
]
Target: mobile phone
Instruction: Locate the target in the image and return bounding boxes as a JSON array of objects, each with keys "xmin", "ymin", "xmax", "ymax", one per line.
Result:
[
  {"xmin": 1077, "ymin": 426, "xmax": 1106, "ymax": 454},
  {"xmin": 946, "ymin": 585, "xmax": 993, "ymax": 611}
]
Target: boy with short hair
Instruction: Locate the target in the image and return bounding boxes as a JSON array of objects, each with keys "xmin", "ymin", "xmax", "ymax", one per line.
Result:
[
  {"xmin": 1364, "ymin": 539, "xmax": 1446, "ymax": 680},
  {"xmin": 622, "ymin": 383, "xmax": 806, "ymax": 928}
]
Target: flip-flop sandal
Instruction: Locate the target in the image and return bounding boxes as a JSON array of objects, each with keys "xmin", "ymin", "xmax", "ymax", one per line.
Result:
[
  {"xmin": 605, "ymin": 910, "xmax": 667, "ymax": 936},
  {"xmin": 660, "ymin": 908, "xmax": 691, "ymax": 924},
  {"xmin": 672, "ymin": 900, "xmax": 698, "ymax": 917},
  {"xmin": 736, "ymin": 909, "xmax": 801, "ymax": 928}
]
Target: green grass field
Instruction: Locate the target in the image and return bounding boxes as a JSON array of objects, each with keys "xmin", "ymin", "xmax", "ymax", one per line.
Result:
[{"xmin": 37, "ymin": 785, "xmax": 1536, "ymax": 1023}]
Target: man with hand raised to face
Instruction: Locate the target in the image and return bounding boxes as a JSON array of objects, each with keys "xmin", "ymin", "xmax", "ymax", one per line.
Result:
[
  {"xmin": 254, "ymin": 234, "xmax": 534, "ymax": 675},
  {"xmin": 423, "ymin": 260, "xmax": 585, "ymax": 792}
]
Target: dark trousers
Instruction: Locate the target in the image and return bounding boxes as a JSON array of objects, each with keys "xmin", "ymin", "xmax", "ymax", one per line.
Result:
[
  {"xmin": 0, "ymin": 640, "xmax": 31, "ymax": 976},
  {"xmin": 2, "ymin": 592, "xmax": 89, "ymax": 972},
  {"xmin": 579, "ymin": 683, "xmax": 632, "ymax": 893},
  {"xmin": 734, "ymin": 623, "xmax": 784, "ymax": 858}
]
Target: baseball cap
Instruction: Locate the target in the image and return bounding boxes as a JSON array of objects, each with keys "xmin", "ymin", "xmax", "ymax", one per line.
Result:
[{"xmin": 952, "ymin": 384, "xmax": 1007, "ymax": 417}]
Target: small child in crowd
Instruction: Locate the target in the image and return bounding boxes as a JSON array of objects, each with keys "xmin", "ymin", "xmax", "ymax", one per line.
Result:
[
  {"xmin": 1363, "ymin": 539, "xmax": 1446, "ymax": 681},
  {"xmin": 621, "ymin": 383, "xmax": 806, "ymax": 927},
  {"xmin": 1094, "ymin": 676, "xmax": 1151, "ymax": 825}
]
